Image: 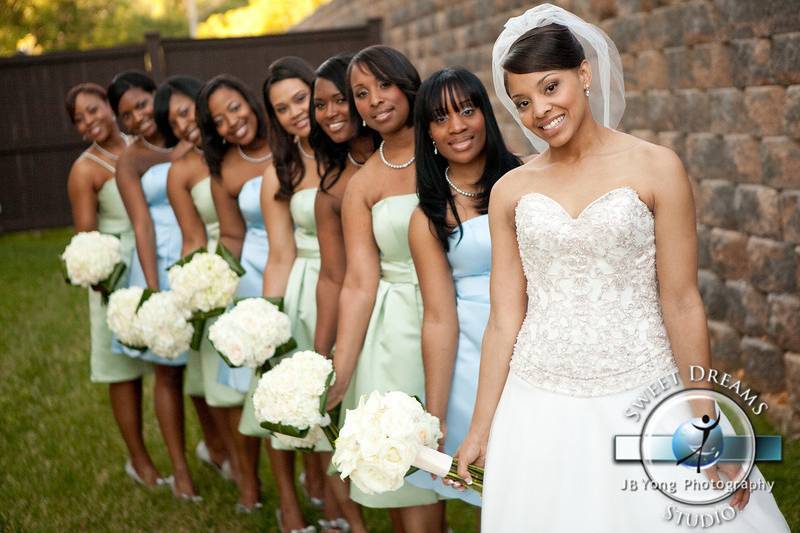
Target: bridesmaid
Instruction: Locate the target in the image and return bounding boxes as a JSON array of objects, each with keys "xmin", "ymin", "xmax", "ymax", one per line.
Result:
[
  {"xmin": 310, "ymin": 52, "xmax": 379, "ymax": 533},
  {"xmin": 196, "ymin": 74, "xmax": 271, "ymax": 512},
  {"xmin": 64, "ymin": 83, "xmax": 162, "ymax": 487},
  {"xmin": 255, "ymin": 55, "xmax": 321, "ymax": 533},
  {"xmin": 405, "ymin": 68, "xmax": 520, "ymax": 511},
  {"xmin": 323, "ymin": 45, "xmax": 442, "ymax": 533},
  {"xmin": 109, "ymin": 71, "xmax": 199, "ymax": 498},
  {"xmin": 153, "ymin": 75, "xmax": 234, "ymax": 480}
]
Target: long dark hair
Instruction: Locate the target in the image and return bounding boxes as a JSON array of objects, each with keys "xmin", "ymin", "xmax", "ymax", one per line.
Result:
[
  {"xmin": 196, "ymin": 74, "xmax": 268, "ymax": 178},
  {"xmin": 107, "ymin": 71, "xmax": 156, "ymax": 116},
  {"xmin": 503, "ymin": 23, "xmax": 585, "ymax": 75},
  {"xmin": 309, "ymin": 53, "xmax": 380, "ymax": 192},
  {"xmin": 347, "ymin": 45, "xmax": 420, "ymax": 129},
  {"xmin": 414, "ymin": 68, "xmax": 521, "ymax": 251},
  {"xmin": 154, "ymin": 76, "xmax": 203, "ymax": 148},
  {"xmin": 261, "ymin": 56, "xmax": 315, "ymax": 200}
]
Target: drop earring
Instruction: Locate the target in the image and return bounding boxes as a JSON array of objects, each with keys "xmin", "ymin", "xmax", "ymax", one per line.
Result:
[
  {"xmin": 433, "ymin": 141, "xmax": 438, "ymax": 155},
  {"xmin": 584, "ymin": 85, "xmax": 590, "ymax": 97},
  {"xmin": 362, "ymin": 119, "xmax": 366, "ymax": 127}
]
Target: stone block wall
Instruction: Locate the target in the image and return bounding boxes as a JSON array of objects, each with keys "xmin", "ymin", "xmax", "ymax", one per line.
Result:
[{"xmin": 295, "ymin": 0, "xmax": 800, "ymax": 435}]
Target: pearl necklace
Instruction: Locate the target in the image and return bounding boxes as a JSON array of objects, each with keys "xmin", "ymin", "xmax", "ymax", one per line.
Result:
[
  {"xmin": 296, "ymin": 137, "xmax": 315, "ymax": 160},
  {"xmin": 238, "ymin": 144, "xmax": 272, "ymax": 164},
  {"xmin": 140, "ymin": 136, "xmax": 173, "ymax": 154},
  {"xmin": 91, "ymin": 141, "xmax": 121, "ymax": 161},
  {"xmin": 445, "ymin": 167, "xmax": 480, "ymax": 198},
  {"xmin": 378, "ymin": 141, "xmax": 414, "ymax": 169},
  {"xmin": 347, "ymin": 151, "xmax": 364, "ymax": 167}
]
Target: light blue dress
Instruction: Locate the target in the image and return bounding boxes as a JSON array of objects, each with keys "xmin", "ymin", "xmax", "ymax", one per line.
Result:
[
  {"xmin": 217, "ymin": 176, "xmax": 267, "ymax": 392},
  {"xmin": 123, "ymin": 162, "xmax": 187, "ymax": 366},
  {"xmin": 406, "ymin": 215, "xmax": 489, "ymax": 506}
]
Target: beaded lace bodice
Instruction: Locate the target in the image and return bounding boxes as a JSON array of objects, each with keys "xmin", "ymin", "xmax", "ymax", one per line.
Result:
[{"xmin": 510, "ymin": 187, "xmax": 677, "ymax": 397}]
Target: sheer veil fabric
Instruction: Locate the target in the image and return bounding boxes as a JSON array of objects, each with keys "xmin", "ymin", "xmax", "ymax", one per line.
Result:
[{"xmin": 491, "ymin": 3, "xmax": 626, "ymax": 153}]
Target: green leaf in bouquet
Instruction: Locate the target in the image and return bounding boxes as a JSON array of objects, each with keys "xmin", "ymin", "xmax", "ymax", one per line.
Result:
[
  {"xmin": 208, "ymin": 337, "xmax": 236, "ymax": 368},
  {"xmin": 135, "ymin": 288, "xmax": 157, "ymax": 312},
  {"xmin": 119, "ymin": 341, "xmax": 147, "ymax": 352},
  {"xmin": 215, "ymin": 242, "xmax": 246, "ymax": 277},
  {"xmin": 97, "ymin": 262, "xmax": 127, "ymax": 295},
  {"xmin": 318, "ymin": 370, "xmax": 336, "ymax": 415},
  {"xmin": 59, "ymin": 259, "xmax": 72, "ymax": 285},
  {"xmin": 273, "ymin": 337, "xmax": 297, "ymax": 358},
  {"xmin": 168, "ymin": 246, "xmax": 207, "ymax": 271},
  {"xmin": 189, "ymin": 317, "xmax": 206, "ymax": 351},
  {"xmin": 192, "ymin": 307, "xmax": 226, "ymax": 321},
  {"xmin": 259, "ymin": 420, "xmax": 311, "ymax": 439},
  {"xmin": 264, "ymin": 296, "xmax": 285, "ymax": 312}
]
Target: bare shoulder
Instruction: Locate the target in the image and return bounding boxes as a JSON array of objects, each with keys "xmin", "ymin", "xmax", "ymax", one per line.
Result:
[
  {"xmin": 492, "ymin": 158, "xmax": 546, "ymax": 205},
  {"xmin": 345, "ymin": 156, "xmax": 382, "ymax": 204},
  {"xmin": 261, "ymin": 163, "xmax": 282, "ymax": 197},
  {"xmin": 624, "ymin": 136, "xmax": 689, "ymax": 193},
  {"xmin": 68, "ymin": 157, "xmax": 101, "ymax": 188}
]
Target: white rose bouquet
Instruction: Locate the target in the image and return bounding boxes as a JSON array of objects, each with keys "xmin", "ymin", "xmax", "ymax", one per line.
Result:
[
  {"xmin": 137, "ymin": 291, "xmax": 193, "ymax": 360},
  {"xmin": 167, "ymin": 245, "xmax": 242, "ymax": 349},
  {"xmin": 106, "ymin": 287, "xmax": 147, "ymax": 350},
  {"xmin": 252, "ymin": 351, "xmax": 337, "ymax": 450},
  {"xmin": 332, "ymin": 391, "xmax": 484, "ymax": 495},
  {"xmin": 61, "ymin": 231, "xmax": 126, "ymax": 301},
  {"xmin": 208, "ymin": 297, "xmax": 296, "ymax": 371}
]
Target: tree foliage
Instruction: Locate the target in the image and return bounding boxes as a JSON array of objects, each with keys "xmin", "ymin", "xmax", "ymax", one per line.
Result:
[
  {"xmin": 197, "ymin": 0, "xmax": 329, "ymax": 38},
  {"xmin": 0, "ymin": 0, "xmax": 327, "ymax": 56},
  {"xmin": 0, "ymin": 0, "xmax": 188, "ymax": 56}
]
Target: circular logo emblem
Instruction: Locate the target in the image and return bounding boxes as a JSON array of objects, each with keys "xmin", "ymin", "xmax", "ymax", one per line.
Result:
[{"xmin": 639, "ymin": 389, "xmax": 756, "ymax": 506}]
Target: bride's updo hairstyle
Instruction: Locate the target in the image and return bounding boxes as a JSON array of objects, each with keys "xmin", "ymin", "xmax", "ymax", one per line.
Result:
[{"xmin": 502, "ymin": 23, "xmax": 585, "ymax": 80}]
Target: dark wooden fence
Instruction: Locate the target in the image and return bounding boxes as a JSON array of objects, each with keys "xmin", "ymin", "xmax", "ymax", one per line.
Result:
[{"xmin": 0, "ymin": 19, "xmax": 381, "ymax": 233}]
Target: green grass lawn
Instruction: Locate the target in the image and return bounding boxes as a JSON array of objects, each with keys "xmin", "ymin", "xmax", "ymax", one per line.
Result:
[{"xmin": 0, "ymin": 228, "xmax": 797, "ymax": 532}]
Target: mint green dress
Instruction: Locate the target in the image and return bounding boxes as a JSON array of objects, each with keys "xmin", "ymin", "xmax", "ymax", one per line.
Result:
[
  {"xmin": 84, "ymin": 152, "xmax": 149, "ymax": 383},
  {"xmin": 344, "ymin": 193, "xmax": 438, "ymax": 508},
  {"xmin": 182, "ymin": 177, "xmax": 221, "ymax": 399},
  {"xmin": 239, "ymin": 188, "xmax": 328, "ymax": 445}
]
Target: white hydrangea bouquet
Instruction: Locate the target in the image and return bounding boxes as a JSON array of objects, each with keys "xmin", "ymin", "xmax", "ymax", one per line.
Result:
[
  {"xmin": 61, "ymin": 231, "xmax": 126, "ymax": 301},
  {"xmin": 252, "ymin": 350, "xmax": 337, "ymax": 450},
  {"xmin": 167, "ymin": 245, "xmax": 243, "ymax": 350},
  {"xmin": 106, "ymin": 287, "xmax": 147, "ymax": 350},
  {"xmin": 136, "ymin": 290, "xmax": 194, "ymax": 359},
  {"xmin": 332, "ymin": 391, "xmax": 484, "ymax": 495},
  {"xmin": 208, "ymin": 297, "xmax": 296, "ymax": 372}
]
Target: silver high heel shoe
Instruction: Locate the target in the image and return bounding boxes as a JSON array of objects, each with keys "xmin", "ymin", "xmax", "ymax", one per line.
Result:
[
  {"xmin": 276, "ymin": 508, "xmax": 317, "ymax": 533},
  {"xmin": 164, "ymin": 475, "xmax": 203, "ymax": 503},
  {"xmin": 195, "ymin": 440, "xmax": 233, "ymax": 481},
  {"xmin": 298, "ymin": 471, "xmax": 325, "ymax": 509},
  {"xmin": 124, "ymin": 460, "xmax": 170, "ymax": 488}
]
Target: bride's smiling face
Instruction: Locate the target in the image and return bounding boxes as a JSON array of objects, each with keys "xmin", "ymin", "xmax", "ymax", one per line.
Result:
[{"xmin": 505, "ymin": 61, "xmax": 590, "ymax": 148}]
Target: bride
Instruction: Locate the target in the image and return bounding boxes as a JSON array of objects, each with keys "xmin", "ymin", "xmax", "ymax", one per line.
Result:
[{"xmin": 455, "ymin": 5, "xmax": 790, "ymax": 532}]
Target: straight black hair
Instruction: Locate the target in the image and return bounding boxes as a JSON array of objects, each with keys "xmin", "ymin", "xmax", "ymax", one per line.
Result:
[
  {"xmin": 154, "ymin": 76, "xmax": 203, "ymax": 148},
  {"xmin": 107, "ymin": 71, "xmax": 156, "ymax": 116},
  {"xmin": 262, "ymin": 56, "xmax": 315, "ymax": 200},
  {"xmin": 414, "ymin": 67, "xmax": 521, "ymax": 251},
  {"xmin": 503, "ymin": 23, "xmax": 585, "ymax": 75},
  {"xmin": 347, "ymin": 45, "xmax": 420, "ymax": 129},
  {"xmin": 196, "ymin": 74, "xmax": 268, "ymax": 178},
  {"xmin": 309, "ymin": 53, "xmax": 380, "ymax": 192}
]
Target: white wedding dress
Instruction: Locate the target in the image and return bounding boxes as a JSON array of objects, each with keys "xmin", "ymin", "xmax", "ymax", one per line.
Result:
[{"xmin": 481, "ymin": 187, "xmax": 789, "ymax": 532}]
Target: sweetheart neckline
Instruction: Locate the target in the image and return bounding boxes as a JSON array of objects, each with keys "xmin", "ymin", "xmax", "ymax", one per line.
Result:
[{"xmin": 517, "ymin": 186, "xmax": 652, "ymax": 221}]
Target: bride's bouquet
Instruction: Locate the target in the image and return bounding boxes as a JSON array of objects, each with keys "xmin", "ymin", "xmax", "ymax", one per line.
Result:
[
  {"xmin": 137, "ymin": 290, "xmax": 193, "ymax": 359},
  {"xmin": 208, "ymin": 297, "xmax": 296, "ymax": 372},
  {"xmin": 61, "ymin": 231, "xmax": 126, "ymax": 300},
  {"xmin": 332, "ymin": 391, "xmax": 484, "ymax": 495},
  {"xmin": 252, "ymin": 350, "xmax": 337, "ymax": 450},
  {"xmin": 106, "ymin": 287, "xmax": 147, "ymax": 350},
  {"xmin": 167, "ymin": 245, "xmax": 242, "ymax": 349}
]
